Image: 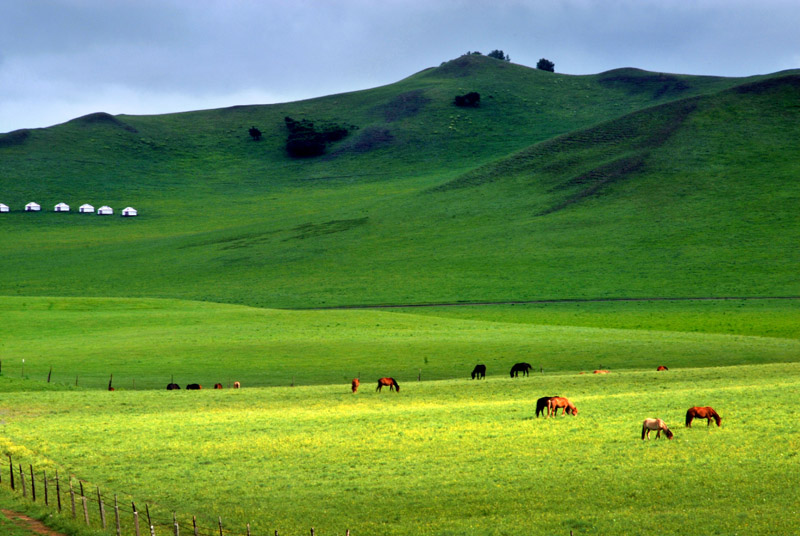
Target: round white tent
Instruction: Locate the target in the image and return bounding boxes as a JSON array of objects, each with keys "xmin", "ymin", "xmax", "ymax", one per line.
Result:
[
  {"xmin": 25, "ymin": 202, "xmax": 41, "ymax": 212},
  {"xmin": 97, "ymin": 205, "xmax": 114, "ymax": 215},
  {"xmin": 0, "ymin": 204, "xmax": 9, "ymax": 213},
  {"xmin": 54, "ymin": 202, "xmax": 70, "ymax": 212},
  {"xmin": 121, "ymin": 207, "xmax": 138, "ymax": 217},
  {"xmin": 79, "ymin": 204, "xmax": 95, "ymax": 213}
]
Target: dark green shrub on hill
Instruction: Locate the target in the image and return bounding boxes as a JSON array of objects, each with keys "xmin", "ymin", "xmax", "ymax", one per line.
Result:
[
  {"xmin": 537, "ymin": 58, "xmax": 555, "ymax": 72},
  {"xmin": 454, "ymin": 92, "xmax": 481, "ymax": 107},
  {"xmin": 488, "ymin": 50, "xmax": 510, "ymax": 62},
  {"xmin": 284, "ymin": 117, "xmax": 356, "ymax": 158}
]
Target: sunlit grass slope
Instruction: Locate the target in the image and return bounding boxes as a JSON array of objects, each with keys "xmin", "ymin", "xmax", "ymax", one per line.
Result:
[
  {"xmin": 2, "ymin": 296, "xmax": 798, "ymax": 390},
  {"xmin": 2, "ymin": 363, "xmax": 799, "ymax": 535},
  {"xmin": 1, "ymin": 57, "xmax": 797, "ymax": 307}
]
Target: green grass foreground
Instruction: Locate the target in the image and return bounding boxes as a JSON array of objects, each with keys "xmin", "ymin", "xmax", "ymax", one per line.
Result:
[{"xmin": 1, "ymin": 363, "xmax": 799, "ymax": 535}]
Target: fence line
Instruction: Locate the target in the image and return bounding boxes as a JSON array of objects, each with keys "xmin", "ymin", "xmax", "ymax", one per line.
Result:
[{"xmin": 3, "ymin": 453, "xmax": 354, "ymax": 536}]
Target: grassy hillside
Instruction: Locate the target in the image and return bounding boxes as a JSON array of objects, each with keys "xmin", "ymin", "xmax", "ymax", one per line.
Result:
[{"xmin": 1, "ymin": 55, "xmax": 797, "ymax": 307}]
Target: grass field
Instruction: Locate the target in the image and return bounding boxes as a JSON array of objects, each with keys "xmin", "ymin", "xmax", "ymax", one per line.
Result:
[{"xmin": 2, "ymin": 362, "xmax": 799, "ymax": 535}]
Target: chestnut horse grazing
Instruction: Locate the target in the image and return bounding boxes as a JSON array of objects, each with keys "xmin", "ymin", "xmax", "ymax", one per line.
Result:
[
  {"xmin": 351, "ymin": 378, "xmax": 360, "ymax": 393},
  {"xmin": 657, "ymin": 365, "xmax": 669, "ymax": 371},
  {"xmin": 642, "ymin": 418, "xmax": 673, "ymax": 440},
  {"xmin": 593, "ymin": 370, "xmax": 610, "ymax": 374},
  {"xmin": 376, "ymin": 377, "xmax": 400, "ymax": 392},
  {"xmin": 214, "ymin": 383, "xmax": 223, "ymax": 389},
  {"xmin": 510, "ymin": 362, "xmax": 532, "ymax": 378},
  {"xmin": 536, "ymin": 396, "xmax": 557, "ymax": 417},
  {"xmin": 686, "ymin": 407, "xmax": 721, "ymax": 427},
  {"xmin": 548, "ymin": 397, "xmax": 578, "ymax": 417}
]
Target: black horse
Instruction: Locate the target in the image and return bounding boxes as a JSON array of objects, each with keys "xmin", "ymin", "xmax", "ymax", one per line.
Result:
[
  {"xmin": 166, "ymin": 383, "xmax": 181, "ymax": 390},
  {"xmin": 536, "ymin": 396, "xmax": 557, "ymax": 417},
  {"xmin": 471, "ymin": 364, "xmax": 486, "ymax": 379},
  {"xmin": 186, "ymin": 383, "xmax": 202, "ymax": 390},
  {"xmin": 510, "ymin": 362, "xmax": 532, "ymax": 378}
]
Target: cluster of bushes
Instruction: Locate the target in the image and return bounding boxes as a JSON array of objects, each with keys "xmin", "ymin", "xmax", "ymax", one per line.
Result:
[
  {"xmin": 454, "ymin": 92, "xmax": 481, "ymax": 108},
  {"xmin": 284, "ymin": 117, "xmax": 357, "ymax": 158}
]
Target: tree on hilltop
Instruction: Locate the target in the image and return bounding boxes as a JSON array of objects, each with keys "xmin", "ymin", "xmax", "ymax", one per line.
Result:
[
  {"xmin": 488, "ymin": 50, "xmax": 510, "ymax": 62},
  {"xmin": 537, "ymin": 58, "xmax": 555, "ymax": 72}
]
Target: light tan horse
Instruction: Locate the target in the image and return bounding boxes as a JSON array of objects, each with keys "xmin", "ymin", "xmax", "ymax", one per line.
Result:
[
  {"xmin": 548, "ymin": 397, "xmax": 578, "ymax": 417},
  {"xmin": 642, "ymin": 418, "xmax": 674, "ymax": 440}
]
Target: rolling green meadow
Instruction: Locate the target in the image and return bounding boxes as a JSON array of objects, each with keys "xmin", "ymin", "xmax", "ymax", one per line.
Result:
[{"xmin": 1, "ymin": 54, "xmax": 799, "ymax": 534}]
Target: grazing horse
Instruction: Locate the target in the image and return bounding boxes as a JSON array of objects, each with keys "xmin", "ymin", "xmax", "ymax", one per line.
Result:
[
  {"xmin": 376, "ymin": 377, "xmax": 400, "ymax": 392},
  {"xmin": 186, "ymin": 383, "xmax": 202, "ymax": 390},
  {"xmin": 593, "ymin": 370, "xmax": 610, "ymax": 374},
  {"xmin": 214, "ymin": 383, "xmax": 223, "ymax": 389},
  {"xmin": 548, "ymin": 397, "xmax": 578, "ymax": 417},
  {"xmin": 685, "ymin": 407, "xmax": 721, "ymax": 427},
  {"xmin": 536, "ymin": 396, "xmax": 557, "ymax": 417},
  {"xmin": 510, "ymin": 362, "xmax": 532, "ymax": 378},
  {"xmin": 657, "ymin": 365, "xmax": 669, "ymax": 371},
  {"xmin": 471, "ymin": 364, "xmax": 486, "ymax": 380},
  {"xmin": 233, "ymin": 381, "xmax": 241, "ymax": 389},
  {"xmin": 166, "ymin": 383, "xmax": 181, "ymax": 390},
  {"xmin": 642, "ymin": 418, "xmax": 674, "ymax": 440},
  {"xmin": 351, "ymin": 378, "xmax": 360, "ymax": 393}
]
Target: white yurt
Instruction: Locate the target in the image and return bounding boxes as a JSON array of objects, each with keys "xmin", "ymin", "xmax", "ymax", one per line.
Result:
[
  {"xmin": 25, "ymin": 202, "xmax": 41, "ymax": 212},
  {"xmin": 54, "ymin": 202, "xmax": 70, "ymax": 212},
  {"xmin": 97, "ymin": 205, "xmax": 114, "ymax": 215},
  {"xmin": 121, "ymin": 207, "xmax": 138, "ymax": 217},
  {"xmin": 79, "ymin": 204, "xmax": 95, "ymax": 213},
  {"xmin": 0, "ymin": 204, "xmax": 9, "ymax": 213}
]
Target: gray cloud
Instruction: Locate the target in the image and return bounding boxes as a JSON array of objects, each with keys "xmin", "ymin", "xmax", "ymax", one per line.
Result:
[{"xmin": 1, "ymin": 0, "xmax": 798, "ymax": 132}]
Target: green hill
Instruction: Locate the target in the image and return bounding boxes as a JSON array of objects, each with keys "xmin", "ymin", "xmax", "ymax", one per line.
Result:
[{"xmin": 1, "ymin": 54, "xmax": 798, "ymax": 308}]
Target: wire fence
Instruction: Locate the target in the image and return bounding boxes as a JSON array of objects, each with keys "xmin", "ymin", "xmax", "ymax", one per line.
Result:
[{"xmin": 3, "ymin": 454, "xmax": 350, "ymax": 536}]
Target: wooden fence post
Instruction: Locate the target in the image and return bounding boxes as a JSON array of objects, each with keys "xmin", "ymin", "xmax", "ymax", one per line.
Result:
[
  {"xmin": 56, "ymin": 470, "xmax": 62, "ymax": 512},
  {"xmin": 81, "ymin": 491, "xmax": 90, "ymax": 525},
  {"xmin": 173, "ymin": 512, "xmax": 179, "ymax": 536},
  {"xmin": 48, "ymin": 367, "xmax": 52, "ymax": 383},
  {"xmin": 70, "ymin": 478, "xmax": 77, "ymax": 518},
  {"xmin": 218, "ymin": 516, "xmax": 224, "ymax": 536},
  {"xmin": 7, "ymin": 455, "xmax": 13, "ymax": 490},
  {"xmin": 29, "ymin": 464, "xmax": 36, "ymax": 501},
  {"xmin": 146, "ymin": 503, "xmax": 152, "ymax": 531},
  {"xmin": 115, "ymin": 495, "xmax": 122, "ymax": 536},
  {"xmin": 19, "ymin": 464, "xmax": 26, "ymax": 498},
  {"xmin": 98, "ymin": 486, "xmax": 107, "ymax": 530},
  {"xmin": 193, "ymin": 515, "xmax": 199, "ymax": 536},
  {"xmin": 311, "ymin": 527, "xmax": 315, "ymax": 536},
  {"xmin": 150, "ymin": 524, "xmax": 156, "ymax": 536},
  {"xmin": 247, "ymin": 522, "xmax": 251, "ymax": 536},
  {"xmin": 43, "ymin": 469, "xmax": 48, "ymax": 506},
  {"xmin": 133, "ymin": 502, "xmax": 141, "ymax": 536}
]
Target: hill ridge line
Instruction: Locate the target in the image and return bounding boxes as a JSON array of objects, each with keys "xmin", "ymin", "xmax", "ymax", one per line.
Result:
[{"xmin": 296, "ymin": 296, "xmax": 800, "ymax": 310}]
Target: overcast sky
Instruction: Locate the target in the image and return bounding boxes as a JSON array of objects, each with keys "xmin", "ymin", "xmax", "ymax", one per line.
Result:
[{"xmin": 1, "ymin": 0, "xmax": 798, "ymax": 133}]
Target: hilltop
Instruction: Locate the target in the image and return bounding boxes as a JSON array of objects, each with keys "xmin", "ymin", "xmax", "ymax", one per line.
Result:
[{"xmin": 1, "ymin": 54, "xmax": 798, "ymax": 308}]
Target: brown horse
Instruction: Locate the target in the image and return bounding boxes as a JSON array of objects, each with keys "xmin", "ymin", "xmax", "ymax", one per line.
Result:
[
  {"xmin": 351, "ymin": 378, "xmax": 360, "ymax": 393},
  {"xmin": 686, "ymin": 407, "xmax": 721, "ymax": 427},
  {"xmin": 593, "ymin": 370, "xmax": 610, "ymax": 374},
  {"xmin": 233, "ymin": 381, "xmax": 241, "ymax": 389},
  {"xmin": 376, "ymin": 377, "xmax": 400, "ymax": 392},
  {"xmin": 548, "ymin": 397, "xmax": 578, "ymax": 417},
  {"xmin": 186, "ymin": 383, "xmax": 202, "ymax": 390},
  {"xmin": 642, "ymin": 418, "xmax": 674, "ymax": 440},
  {"xmin": 657, "ymin": 365, "xmax": 669, "ymax": 371},
  {"xmin": 214, "ymin": 383, "xmax": 223, "ymax": 389}
]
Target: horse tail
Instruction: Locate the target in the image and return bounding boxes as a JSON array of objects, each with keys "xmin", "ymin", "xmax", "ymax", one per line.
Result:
[
  {"xmin": 685, "ymin": 408, "xmax": 693, "ymax": 427},
  {"xmin": 641, "ymin": 423, "xmax": 647, "ymax": 440}
]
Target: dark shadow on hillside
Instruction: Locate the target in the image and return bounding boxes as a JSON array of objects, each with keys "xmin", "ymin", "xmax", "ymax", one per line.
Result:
[
  {"xmin": 0, "ymin": 129, "xmax": 30, "ymax": 148},
  {"xmin": 598, "ymin": 68, "xmax": 692, "ymax": 100},
  {"xmin": 372, "ymin": 90, "xmax": 431, "ymax": 122}
]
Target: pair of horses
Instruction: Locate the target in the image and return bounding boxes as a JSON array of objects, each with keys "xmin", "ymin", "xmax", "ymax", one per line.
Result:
[
  {"xmin": 348, "ymin": 377, "xmax": 399, "ymax": 393},
  {"xmin": 642, "ymin": 406, "xmax": 722, "ymax": 440},
  {"xmin": 535, "ymin": 396, "xmax": 578, "ymax": 417}
]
